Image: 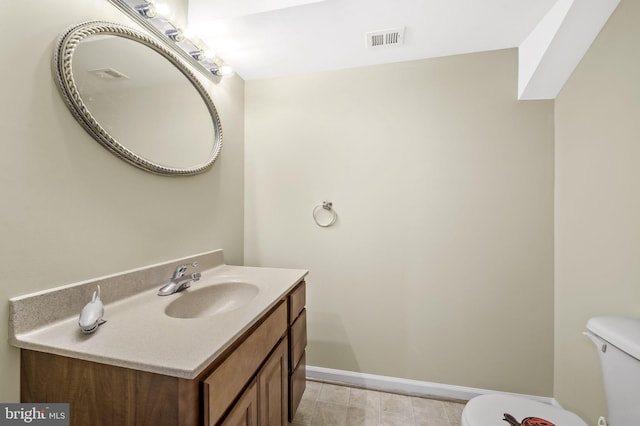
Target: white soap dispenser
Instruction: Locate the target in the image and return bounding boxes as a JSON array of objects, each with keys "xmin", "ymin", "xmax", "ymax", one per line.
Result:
[{"xmin": 78, "ymin": 285, "xmax": 106, "ymax": 334}]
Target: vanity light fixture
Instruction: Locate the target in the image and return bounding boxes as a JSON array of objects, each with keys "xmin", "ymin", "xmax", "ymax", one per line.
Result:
[
  {"xmin": 189, "ymin": 49, "xmax": 205, "ymax": 61},
  {"xmin": 134, "ymin": 3, "xmax": 156, "ymax": 18},
  {"xmin": 108, "ymin": 0, "xmax": 233, "ymax": 82},
  {"xmin": 165, "ymin": 28, "xmax": 184, "ymax": 42}
]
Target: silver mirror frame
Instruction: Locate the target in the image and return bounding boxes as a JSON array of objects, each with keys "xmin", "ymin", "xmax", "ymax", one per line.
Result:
[{"xmin": 52, "ymin": 21, "xmax": 223, "ymax": 176}]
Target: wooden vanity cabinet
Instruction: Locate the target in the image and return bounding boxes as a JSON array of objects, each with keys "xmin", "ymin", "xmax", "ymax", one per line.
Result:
[
  {"xmin": 21, "ymin": 349, "xmax": 200, "ymax": 426},
  {"xmin": 20, "ymin": 281, "xmax": 307, "ymax": 426}
]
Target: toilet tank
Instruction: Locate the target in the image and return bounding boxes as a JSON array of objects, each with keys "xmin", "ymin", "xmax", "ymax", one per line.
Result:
[{"xmin": 586, "ymin": 317, "xmax": 640, "ymax": 426}]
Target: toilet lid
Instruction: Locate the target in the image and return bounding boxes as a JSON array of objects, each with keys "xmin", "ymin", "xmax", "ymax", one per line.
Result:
[{"xmin": 462, "ymin": 394, "xmax": 587, "ymax": 426}]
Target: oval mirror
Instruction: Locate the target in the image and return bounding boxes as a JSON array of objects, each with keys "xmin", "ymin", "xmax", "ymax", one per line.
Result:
[{"xmin": 52, "ymin": 21, "xmax": 222, "ymax": 175}]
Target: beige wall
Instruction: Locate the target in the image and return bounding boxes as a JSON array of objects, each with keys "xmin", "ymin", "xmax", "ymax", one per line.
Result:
[
  {"xmin": 554, "ymin": 0, "xmax": 640, "ymax": 424},
  {"xmin": 245, "ymin": 49, "xmax": 555, "ymax": 395},
  {"xmin": 0, "ymin": 0, "xmax": 244, "ymax": 401}
]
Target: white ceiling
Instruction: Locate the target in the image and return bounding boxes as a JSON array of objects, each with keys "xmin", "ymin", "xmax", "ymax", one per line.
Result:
[{"xmin": 186, "ymin": 0, "xmax": 620, "ymax": 98}]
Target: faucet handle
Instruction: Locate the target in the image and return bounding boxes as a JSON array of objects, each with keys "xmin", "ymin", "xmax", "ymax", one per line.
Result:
[{"xmin": 173, "ymin": 261, "xmax": 199, "ymax": 279}]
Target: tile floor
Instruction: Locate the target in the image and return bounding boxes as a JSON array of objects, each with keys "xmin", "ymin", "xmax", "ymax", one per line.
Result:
[{"xmin": 290, "ymin": 381, "xmax": 466, "ymax": 426}]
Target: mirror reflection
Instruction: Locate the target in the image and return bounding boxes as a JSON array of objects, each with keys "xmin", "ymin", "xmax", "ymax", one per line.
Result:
[{"xmin": 53, "ymin": 22, "xmax": 222, "ymax": 175}]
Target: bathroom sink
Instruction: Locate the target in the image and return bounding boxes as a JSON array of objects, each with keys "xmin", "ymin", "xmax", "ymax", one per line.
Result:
[{"xmin": 164, "ymin": 282, "xmax": 259, "ymax": 319}]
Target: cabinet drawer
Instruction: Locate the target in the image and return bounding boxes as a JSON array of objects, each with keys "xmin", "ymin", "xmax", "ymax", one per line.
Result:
[
  {"xmin": 290, "ymin": 309, "xmax": 307, "ymax": 369},
  {"xmin": 288, "ymin": 282, "xmax": 306, "ymax": 324},
  {"xmin": 203, "ymin": 302, "xmax": 287, "ymax": 426}
]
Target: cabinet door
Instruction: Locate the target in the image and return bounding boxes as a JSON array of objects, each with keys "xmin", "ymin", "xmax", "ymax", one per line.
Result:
[
  {"xmin": 258, "ymin": 338, "xmax": 288, "ymax": 426},
  {"xmin": 289, "ymin": 352, "xmax": 306, "ymax": 420},
  {"xmin": 221, "ymin": 380, "xmax": 258, "ymax": 426}
]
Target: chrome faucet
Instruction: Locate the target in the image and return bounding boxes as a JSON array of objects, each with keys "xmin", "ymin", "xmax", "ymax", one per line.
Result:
[{"xmin": 158, "ymin": 261, "xmax": 202, "ymax": 296}]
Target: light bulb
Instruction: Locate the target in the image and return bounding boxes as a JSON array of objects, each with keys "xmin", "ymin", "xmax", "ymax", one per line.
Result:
[
  {"xmin": 212, "ymin": 64, "xmax": 233, "ymax": 77},
  {"xmin": 154, "ymin": 2, "xmax": 172, "ymax": 19},
  {"xmin": 182, "ymin": 26, "xmax": 197, "ymax": 39}
]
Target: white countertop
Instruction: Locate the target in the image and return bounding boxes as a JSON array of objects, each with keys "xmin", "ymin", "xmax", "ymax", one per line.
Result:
[{"xmin": 10, "ymin": 262, "xmax": 307, "ymax": 379}]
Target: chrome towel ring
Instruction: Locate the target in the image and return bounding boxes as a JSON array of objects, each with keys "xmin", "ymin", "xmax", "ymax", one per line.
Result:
[{"xmin": 313, "ymin": 201, "xmax": 337, "ymax": 227}]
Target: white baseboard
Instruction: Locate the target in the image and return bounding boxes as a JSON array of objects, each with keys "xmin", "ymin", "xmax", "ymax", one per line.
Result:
[{"xmin": 306, "ymin": 366, "xmax": 558, "ymax": 406}]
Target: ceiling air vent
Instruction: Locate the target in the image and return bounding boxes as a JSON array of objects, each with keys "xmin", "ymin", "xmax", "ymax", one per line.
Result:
[
  {"xmin": 88, "ymin": 68, "xmax": 129, "ymax": 80},
  {"xmin": 366, "ymin": 27, "xmax": 405, "ymax": 49}
]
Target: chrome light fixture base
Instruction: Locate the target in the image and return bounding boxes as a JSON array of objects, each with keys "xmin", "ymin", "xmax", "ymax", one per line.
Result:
[{"xmin": 108, "ymin": 0, "xmax": 232, "ymax": 83}]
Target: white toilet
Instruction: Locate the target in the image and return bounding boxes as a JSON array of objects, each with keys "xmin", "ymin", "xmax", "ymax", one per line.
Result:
[{"xmin": 462, "ymin": 316, "xmax": 640, "ymax": 426}]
